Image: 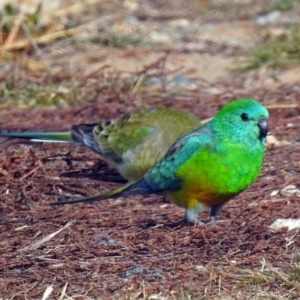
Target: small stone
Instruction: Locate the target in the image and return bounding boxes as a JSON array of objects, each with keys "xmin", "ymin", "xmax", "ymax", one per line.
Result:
[
  {"xmin": 256, "ymin": 11, "xmax": 281, "ymax": 26},
  {"xmin": 270, "ymin": 218, "xmax": 300, "ymax": 231},
  {"xmin": 270, "ymin": 190, "xmax": 279, "ymax": 196},
  {"xmin": 281, "ymin": 185, "xmax": 300, "ymax": 197},
  {"xmin": 267, "ymin": 135, "xmax": 290, "ymax": 146}
]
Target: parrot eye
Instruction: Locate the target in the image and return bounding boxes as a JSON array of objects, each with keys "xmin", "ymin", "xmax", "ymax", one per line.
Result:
[{"xmin": 240, "ymin": 113, "xmax": 249, "ymax": 121}]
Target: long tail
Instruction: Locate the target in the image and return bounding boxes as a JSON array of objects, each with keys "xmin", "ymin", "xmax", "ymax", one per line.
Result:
[
  {"xmin": 0, "ymin": 131, "xmax": 73, "ymax": 143},
  {"xmin": 0, "ymin": 123, "xmax": 100, "ymax": 151},
  {"xmin": 50, "ymin": 179, "xmax": 155, "ymax": 206}
]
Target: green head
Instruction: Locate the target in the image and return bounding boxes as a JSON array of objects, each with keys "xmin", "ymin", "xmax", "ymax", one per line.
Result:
[{"xmin": 212, "ymin": 99, "xmax": 269, "ymax": 145}]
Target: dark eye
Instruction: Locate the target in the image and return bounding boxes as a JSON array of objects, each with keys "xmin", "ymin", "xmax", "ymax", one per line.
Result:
[{"xmin": 241, "ymin": 113, "xmax": 249, "ymax": 121}]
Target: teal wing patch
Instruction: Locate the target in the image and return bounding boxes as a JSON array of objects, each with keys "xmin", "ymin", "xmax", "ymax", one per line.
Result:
[{"xmin": 144, "ymin": 124, "xmax": 214, "ymax": 192}]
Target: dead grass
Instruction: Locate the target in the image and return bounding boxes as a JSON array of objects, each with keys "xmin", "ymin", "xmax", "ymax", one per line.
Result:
[
  {"xmin": 0, "ymin": 0, "xmax": 150, "ymax": 107},
  {"xmin": 36, "ymin": 259, "xmax": 300, "ymax": 299},
  {"xmin": 0, "ymin": 0, "xmax": 194, "ymax": 108},
  {"xmin": 269, "ymin": 0, "xmax": 300, "ymax": 11},
  {"xmin": 244, "ymin": 25, "xmax": 300, "ymax": 70},
  {"xmin": 1, "ymin": 97, "xmax": 300, "ymax": 299},
  {"xmin": 1, "ymin": 1, "xmax": 300, "ymax": 299},
  {"xmin": 0, "ymin": 77, "xmax": 88, "ymax": 107}
]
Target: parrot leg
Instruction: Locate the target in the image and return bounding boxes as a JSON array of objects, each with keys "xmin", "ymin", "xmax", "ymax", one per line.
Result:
[
  {"xmin": 210, "ymin": 204, "xmax": 223, "ymax": 227},
  {"xmin": 185, "ymin": 203, "xmax": 205, "ymax": 225},
  {"xmin": 210, "ymin": 216, "xmax": 217, "ymax": 227}
]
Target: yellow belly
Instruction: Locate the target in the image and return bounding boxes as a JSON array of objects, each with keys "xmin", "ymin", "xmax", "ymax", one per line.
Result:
[{"xmin": 167, "ymin": 144, "xmax": 263, "ymax": 210}]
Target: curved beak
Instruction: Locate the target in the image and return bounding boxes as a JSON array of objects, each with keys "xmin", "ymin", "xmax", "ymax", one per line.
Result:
[{"xmin": 258, "ymin": 117, "xmax": 268, "ymax": 139}]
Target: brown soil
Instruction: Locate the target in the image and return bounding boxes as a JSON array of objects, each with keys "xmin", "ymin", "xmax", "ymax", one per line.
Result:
[
  {"xmin": 1, "ymin": 0, "xmax": 300, "ymax": 298},
  {"xmin": 0, "ymin": 89, "xmax": 300, "ymax": 299}
]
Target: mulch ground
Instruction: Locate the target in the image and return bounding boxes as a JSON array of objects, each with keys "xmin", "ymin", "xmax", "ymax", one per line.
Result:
[{"xmin": 0, "ymin": 88, "xmax": 300, "ymax": 299}]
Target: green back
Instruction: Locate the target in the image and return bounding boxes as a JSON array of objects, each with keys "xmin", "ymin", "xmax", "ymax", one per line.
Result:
[{"xmin": 93, "ymin": 106, "xmax": 201, "ymax": 163}]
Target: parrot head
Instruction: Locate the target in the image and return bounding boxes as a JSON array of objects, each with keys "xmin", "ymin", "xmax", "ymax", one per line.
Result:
[{"xmin": 213, "ymin": 99, "xmax": 269, "ymax": 145}]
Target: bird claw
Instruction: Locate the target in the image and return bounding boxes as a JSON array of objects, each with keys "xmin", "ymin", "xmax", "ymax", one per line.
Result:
[
  {"xmin": 210, "ymin": 216, "xmax": 217, "ymax": 227},
  {"xmin": 194, "ymin": 219, "xmax": 206, "ymax": 226},
  {"xmin": 185, "ymin": 205, "xmax": 205, "ymax": 225}
]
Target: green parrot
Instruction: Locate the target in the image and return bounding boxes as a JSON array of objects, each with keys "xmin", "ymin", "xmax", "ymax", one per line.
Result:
[
  {"xmin": 51, "ymin": 99, "xmax": 269, "ymax": 225},
  {"xmin": 0, "ymin": 107, "xmax": 201, "ymax": 181}
]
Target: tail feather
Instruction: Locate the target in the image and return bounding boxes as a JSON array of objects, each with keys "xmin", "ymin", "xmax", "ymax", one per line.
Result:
[
  {"xmin": 70, "ymin": 124, "xmax": 98, "ymax": 143},
  {"xmin": 50, "ymin": 178, "xmax": 155, "ymax": 206},
  {"xmin": 71, "ymin": 123, "xmax": 102, "ymax": 154},
  {"xmin": 0, "ymin": 131, "xmax": 73, "ymax": 143},
  {"xmin": 0, "ymin": 123, "xmax": 103, "ymax": 154}
]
